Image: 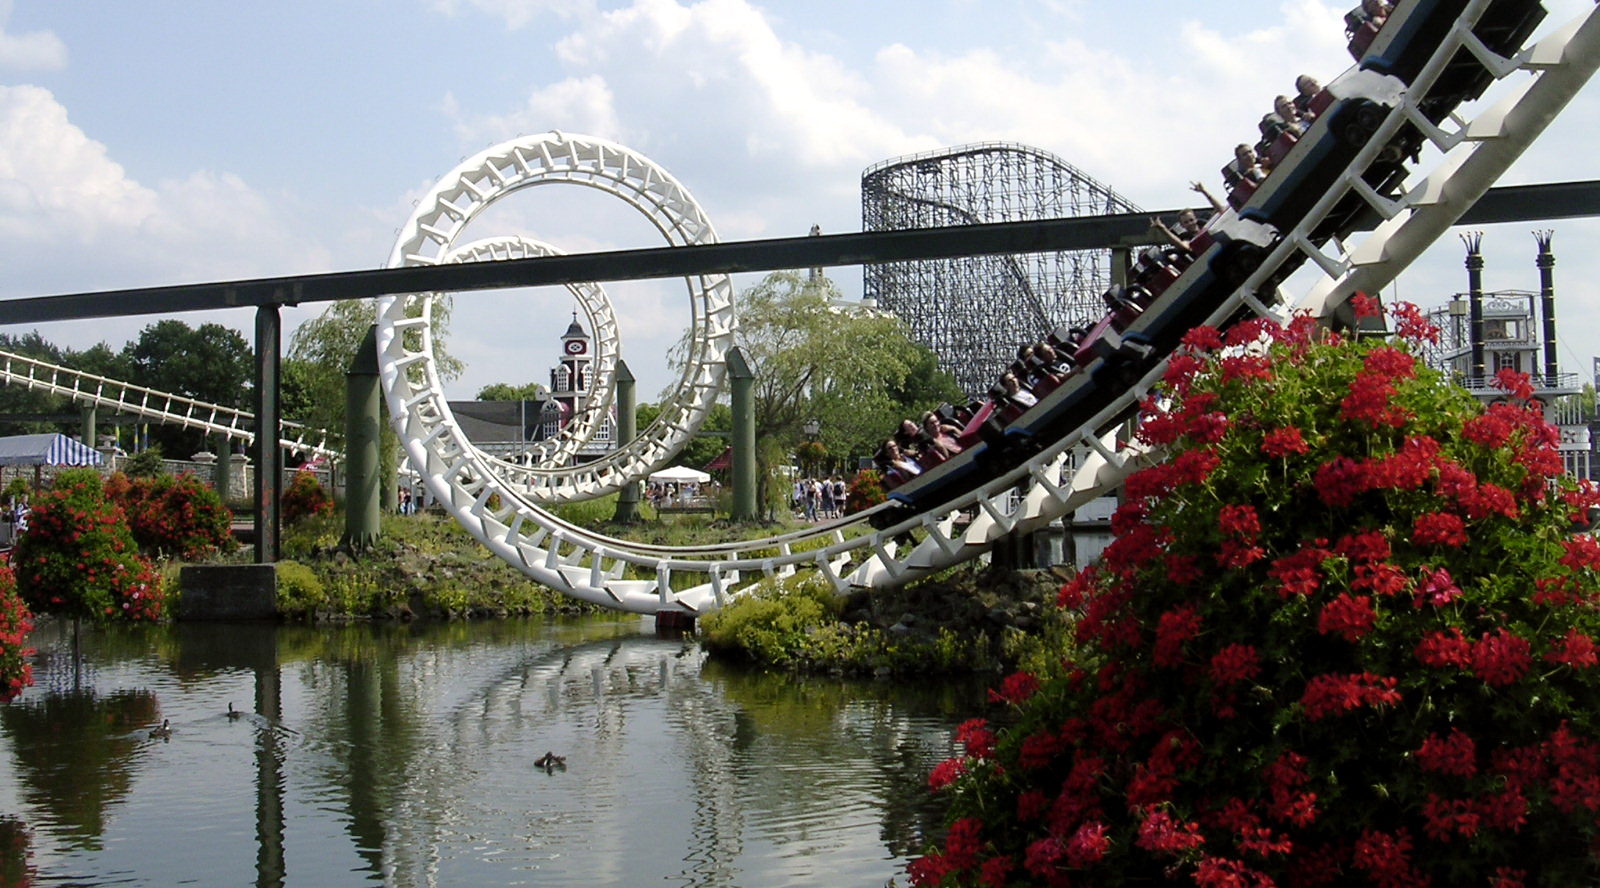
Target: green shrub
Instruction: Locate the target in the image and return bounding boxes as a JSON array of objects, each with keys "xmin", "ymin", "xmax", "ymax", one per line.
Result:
[
  {"xmin": 701, "ymin": 575, "xmax": 841, "ymax": 665},
  {"xmin": 2, "ymin": 478, "xmax": 30, "ymax": 503},
  {"xmin": 274, "ymin": 560, "xmax": 325, "ymax": 617},
  {"xmin": 122, "ymin": 447, "xmax": 165, "ymax": 479}
]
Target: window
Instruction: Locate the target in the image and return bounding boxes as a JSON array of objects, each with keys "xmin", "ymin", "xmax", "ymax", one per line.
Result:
[{"xmin": 555, "ymin": 366, "xmax": 570, "ymax": 391}]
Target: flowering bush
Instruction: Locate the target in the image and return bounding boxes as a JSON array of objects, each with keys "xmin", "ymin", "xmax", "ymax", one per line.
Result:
[
  {"xmin": 0, "ymin": 566, "xmax": 33, "ymax": 703},
  {"xmin": 847, "ymin": 468, "xmax": 887, "ymax": 515},
  {"xmin": 912, "ymin": 302, "xmax": 1600, "ymax": 887},
  {"xmin": 281, "ymin": 468, "xmax": 333, "ymax": 525},
  {"xmin": 103, "ymin": 471, "xmax": 234, "ymax": 560},
  {"xmin": 12, "ymin": 469, "xmax": 165, "ymax": 623}
]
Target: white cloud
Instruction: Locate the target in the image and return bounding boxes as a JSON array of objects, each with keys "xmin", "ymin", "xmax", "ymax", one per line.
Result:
[
  {"xmin": 0, "ymin": 84, "xmax": 334, "ymax": 352},
  {"xmin": 454, "ymin": 75, "xmax": 625, "ymax": 146},
  {"xmin": 0, "ymin": 1, "xmax": 64, "ymax": 71}
]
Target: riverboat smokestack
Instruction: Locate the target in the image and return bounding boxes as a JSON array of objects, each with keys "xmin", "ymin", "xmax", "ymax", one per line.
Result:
[
  {"xmin": 1463, "ymin": 232, "xmax": 1486, "ymax": 382},
  {"xmin": 1536, "ymin": 229, "xmax": 1558, "ymax": 386}
]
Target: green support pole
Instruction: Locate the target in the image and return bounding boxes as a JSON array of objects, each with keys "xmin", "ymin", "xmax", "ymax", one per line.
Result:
[
  {"xmin": 612, "ymin": 361, "xmax": 640, "ymax": 524},
  {"xmin": 213, "ymin": 434, "xmax": 230, "ymax": 501},
  {"xmin": 253, "ymin": 304, "xmax": 282, "ymax": 563},
  {"xmin": 342, "ymin": 325, "xmax": 382, "ymax": 550},
  {"xmin": 727, "ymin": 347, "xmax": 758, "ymax": 521},
  {"xmin": 79, "ymin": 405, "xmax": 96, "ymax": 452}
]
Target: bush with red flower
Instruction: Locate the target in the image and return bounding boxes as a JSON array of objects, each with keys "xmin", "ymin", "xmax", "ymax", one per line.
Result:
[
  {"xmin": 911, "ymin": 301, "xmax": 1600, "ymax": 887},
  {"xmin": 12, "ymin": 469, "xmax": 165, "ymax": 623},
  {"xmin": 847, "ymin": 468, "xmax": 887, "ymax": 515},
  {"xmin": 103, "ymin": 471, "xmax": 234, "ymax": 560},
  {"xmin": 281, "ymin": 468, "xmax": 333, "ymax": 525},
  {"xmin": 0, "ymin": 566, "xmax": 32, "ymax": 702}
]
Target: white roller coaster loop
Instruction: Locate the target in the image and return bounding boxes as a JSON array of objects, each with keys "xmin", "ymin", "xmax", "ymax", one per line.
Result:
[
  {"xmin": 377, "ymin": 131, "xmax": 735, "ymax": 505},
  {"xmin": 384, "ymin": 1, "xmax": 1600, "ymax": 615}
]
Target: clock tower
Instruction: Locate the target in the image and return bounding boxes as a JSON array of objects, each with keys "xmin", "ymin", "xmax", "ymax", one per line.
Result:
[{"xmin": 551, "ymin": 312, "xmax": 591, "ymax": 423}]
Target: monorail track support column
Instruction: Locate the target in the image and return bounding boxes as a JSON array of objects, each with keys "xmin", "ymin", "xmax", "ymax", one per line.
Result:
[
  {"xmin": 728, "ymin": 347, "xmax": 757, "ymax": 522},
  {"xmin": 612, "ymin": 361, "xmax": 640, "ymax": 524},
  {"xmin": 342, "ymin": 325, "xmax": 381, "ymax": 551},
  {"xmin": 253, "ymin": 303, "xmax": 282, "ymax": 564}
]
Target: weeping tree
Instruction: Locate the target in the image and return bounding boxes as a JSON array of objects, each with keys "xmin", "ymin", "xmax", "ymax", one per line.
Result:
[{"xmin": 674, "ymin": 271, "xmax": 960, "ymax": 516}]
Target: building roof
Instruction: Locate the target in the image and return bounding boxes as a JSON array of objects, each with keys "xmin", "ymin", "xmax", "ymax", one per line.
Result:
[
  {"xmin": 447, "ymin": 400, "xmax": 548, "ymax": 443},
  {"xmin": 563, "ymin": 313, "xmax": 588, "ymax": 339}
]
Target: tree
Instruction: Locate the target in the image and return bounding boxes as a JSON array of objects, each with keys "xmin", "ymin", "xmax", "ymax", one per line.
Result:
[
  {"xmin": 675, "ymin": 271, "xmax": 960, "ymax": 509},
  {"xmin": 119, "ymin": 320, "xmax": 252, "ymax": 456},
  {"xmin": 476, "ymin": 381, "xmax": 549, "ymax": 401},
  {"xmin": 0, "ymin": 332, "xmax": 71, "ymax": 436},
  {"xmin": 288, "ymin": 299, "xmax": 464, "ymax": 494}
]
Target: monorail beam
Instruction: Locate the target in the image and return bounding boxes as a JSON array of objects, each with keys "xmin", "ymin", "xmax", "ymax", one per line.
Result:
[{"xmin": 1, "ymin": 181, "xmax": 1597, "ymax": 326}]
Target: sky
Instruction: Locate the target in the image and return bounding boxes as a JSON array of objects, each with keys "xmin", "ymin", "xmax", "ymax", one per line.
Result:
[{"xmin": 0, "ymin": 0, "xmax": 1597, "ymax": 404}]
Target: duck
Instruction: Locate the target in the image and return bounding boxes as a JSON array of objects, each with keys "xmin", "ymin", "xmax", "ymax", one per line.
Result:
[
  {"xmin": 534, "ymin": 751, "xmax": 566, "ymax": 770},
  {"xmin": 227, "ymin": 702, "xmax": 243, "ymax": 721},
  {"xmin": 149, "ymin": 719, "xmax": 172, "ymax": 740}
]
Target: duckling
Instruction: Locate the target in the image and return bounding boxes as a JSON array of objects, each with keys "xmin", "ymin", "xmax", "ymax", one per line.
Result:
[
  {"xmin": 534, "ymin": 751, "xmax": 566, "ymax": 770},
  {"xmin": 227, "ymin": 702, "xmax": 243, "ymax": 721},
  {"xmin": 148, "ymin": 719, "xmax": 171, "ymax": 740}
]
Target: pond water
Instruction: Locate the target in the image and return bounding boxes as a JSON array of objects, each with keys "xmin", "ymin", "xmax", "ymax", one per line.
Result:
[{"xmin": 0, "ymin": 616, "xmax": 988, "ymax": 887}]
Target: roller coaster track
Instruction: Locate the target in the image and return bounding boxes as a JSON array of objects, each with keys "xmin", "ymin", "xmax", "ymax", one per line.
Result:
[
  {"xmin": 376, "ymin": 0, "xmax": 1600, "ymax": 616},
  {"xmin": 0, "ymin": 347, "xmax": 340, "ymax": 459}
]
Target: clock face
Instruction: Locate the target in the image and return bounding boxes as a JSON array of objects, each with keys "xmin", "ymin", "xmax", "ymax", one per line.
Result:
[{"xmin": 565, "ymin": 340, "xmax": 586, "ymax": 355}]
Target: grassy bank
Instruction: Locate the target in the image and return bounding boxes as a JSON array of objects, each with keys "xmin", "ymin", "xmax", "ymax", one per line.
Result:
[
  {"xmin": 264, "ymin": 510, "xmax": 599, "ymax": 620},
  {"xmin": 700, "ymin": 566, "xmax": 1073, "ymax": 679}
]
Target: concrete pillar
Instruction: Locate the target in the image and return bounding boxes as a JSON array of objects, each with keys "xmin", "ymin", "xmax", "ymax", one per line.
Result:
[
  {"xmin": 612, "ymin": 361, "xmax": 640, "ymax": 524},
  {"xmin": 1110, "ymin": 246, "xmax": 1131, "ymax": 289},
  {"xmin": 213, "ymin": 434, "xmax": 230, "ymax": 500},
  {"xmin": 79, "ymin": 405, "xmax": 96, "ymax": 452},
  {"xmin": 253, "ymin": 304, "xmax": 282, "ymax": 563},
  {"xmin": 342, "ymin": 325, "xmax": 381, "ymax": 550},
  {"xmin": 727, "ymin": 347, "xmax": 757, "ymax": 521}
]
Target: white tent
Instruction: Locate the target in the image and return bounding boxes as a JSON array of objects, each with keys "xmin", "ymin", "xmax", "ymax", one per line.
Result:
[
  {"xmin": 0, "ymin": 433, "xmax": 102, "ymax": 467},
  {"xmin": 648, "ymin": 465, "xmax": 711, "ymax": 484}
]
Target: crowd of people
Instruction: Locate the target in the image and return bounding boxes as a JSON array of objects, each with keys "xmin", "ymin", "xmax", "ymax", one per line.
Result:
[{"xmin": 793, "ymin": 476, "xmax": 848, "ymax": 521}]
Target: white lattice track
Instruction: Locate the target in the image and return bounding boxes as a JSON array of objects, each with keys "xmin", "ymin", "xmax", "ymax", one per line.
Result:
[{"xmin": 0, "ymin": 349, "xmax": 339, "ymax": 459}]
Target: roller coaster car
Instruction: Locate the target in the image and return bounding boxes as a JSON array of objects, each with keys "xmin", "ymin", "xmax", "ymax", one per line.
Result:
[
  {"xmin": 871, "ymin": 215, "xmax": 1278, "ymax": 529},
  {"xmin": 1359, "ymin": 0, "xmax": 1547, "ymax": 116},
  {"xmin": 1237, "ymin": 68, "xmax": 1408, "ymax": 236}
]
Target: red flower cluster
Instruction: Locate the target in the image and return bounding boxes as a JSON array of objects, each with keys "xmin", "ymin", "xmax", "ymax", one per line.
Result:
[
  {"xmin": 1300, "ymin": 672, "xmax": 1400, "ymax": 720},
  {"xmin": 0, "ymin": 566, "xmax": 33, "ymax": 703}
]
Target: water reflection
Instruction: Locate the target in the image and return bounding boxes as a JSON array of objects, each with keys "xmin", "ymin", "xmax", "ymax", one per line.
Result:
[
  {"xmin": 0, "ymin": 689, "xmax": 158, "ymax": 848},
  {"xmin": 0, "ymin": 617, "xmax": 982, "ymax": 887}
]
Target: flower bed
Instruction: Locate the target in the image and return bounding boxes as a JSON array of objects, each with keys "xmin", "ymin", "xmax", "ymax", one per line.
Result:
[{"xmin": 912, "ymin": 300, "xmax": 1600, "ymax": 887}]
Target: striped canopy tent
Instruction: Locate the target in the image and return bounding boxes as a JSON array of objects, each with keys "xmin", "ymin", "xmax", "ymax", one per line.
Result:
[{"xmin": 0, "ymin": 434, "xmax": 102, "ymax": 467}]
